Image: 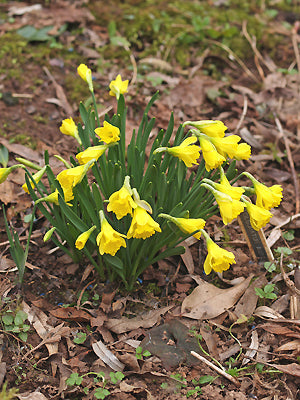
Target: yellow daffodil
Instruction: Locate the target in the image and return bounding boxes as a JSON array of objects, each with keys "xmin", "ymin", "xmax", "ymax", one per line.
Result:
[
  {"xmin": 57, "ymin": 161, "xmax": 94, "ymax": 201},
  {"xmin": 183, "ymin": 120, "xmax": 227, "ymax": 137},
  {"xmin": 95, "ymin": 121, "xmax": 120, "ymax": 144},
  {"xmin": 242, "ymin": 198, "xmax": 273, "ymax": 230},
  {"xmin": 0, "ymin": 165, "xmax": 25, "ymax": 184},
  {"xmin": 77, "ymin": 63, "xmax": 93, "ymax": 92},
  {"xmin": 203, "ymin": 233, "xmax": 236, "ymax": 275},
  {"xmin": 203, "ymin": 168, "xmax": 244, "ymax": 201},
  {"xmin": 199, "ymin": 137, "xmax": 226, "ymax": 171},
  {"xmin": 107, "ymin": 176, "xmax": 136, "ymax": 219},
  {"xmin": 233, "ymin": 143, "xmax": 251, "ymax": 160},
  {"xmin": 159, "ymin": 213, "xmax": 206, "ymax": 239},
  {"xmin": 127, "ymin": 206, "xmax": 161, "ymax": 240},
  {"xmin": 109, "ymin": 74, "xmax": 129, "ymax": 99},
  {"xmin": 209, "ymin": 135, "xmax": 241, "ymax": 158},
  {"xmin": 75, "ymin": 226, "xmax": 96, "ymax": 250},
  {"xmin": 166, "ymin": 136, "xmax": 201, "ymax": 167},
  {"xmin": 76, "ymin": 145, "xmax": 108, "ymax": 165},
  {"xmin": 201, "ymin": 183, "xmax": 245, "ymax": 224},
  {"xmin": 22, "ymin": 166, "xmax": 47, "ymax": 194},
  {"xmin": 59, "ymin": 117, "xmax": 82, "ymax": 145},
  {"xmin": 43, "ymin": 227, "xmax": 56, "ymax": 242},
  {"xmin": 36, "ymin": 190, "xmax": 59, "ymax": 205},
  {"xmin": 97, "ymin": 211, "xmax": 126, "ymax": 256},
  {"xmin": 242, "ymin": 172, "xmax": 282, "ymax": 210}
]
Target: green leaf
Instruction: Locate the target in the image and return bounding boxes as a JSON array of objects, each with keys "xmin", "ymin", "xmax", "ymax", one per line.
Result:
[
  {"xmin": 94, "ymin": 388, "xmax": 110, "ymax": 399},
  {"xmin": 73, "ymin": 332, "xmax": 87, "ymax": 344},
  {"xmin": 14, "ymin": 310, "xmax": 27, "ymax": 326},
  {"xmin": 2, "ymin": 313, "xmax": 14, "ymax": 326},
  {"xmin": 17, "ymin": 25, "xmax": 54, "ymax": 41},
  {"xmin": 0, "ymin": 144, "xmax": 9, "ymax": 167},
  {"xmin": 18, "ymin": 332, "xmax": 28, "ymax": 342}
]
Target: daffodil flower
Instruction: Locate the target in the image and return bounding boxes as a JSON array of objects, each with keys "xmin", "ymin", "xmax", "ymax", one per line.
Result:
[
  {"xmin": 95, "ymin": 121, "xmax": 120, "ymax": 144},
  {"xmin": 57, "ymin": 161, "xmax": 94, "ymax": 201},
  {"xmin": 154, "ymin": 136, "xmax": 201, "ymax": 168},
  {"xmin": 97, "ymin": 211, "xmax": 126, "ymax": 256},
  {"xmin": 76, "ymin": 145, "xmax": 109, "ymax": 165},
  {"xmin": 43, "ymin": 227, "xmax": 56, "ymax": 242},
  {"xmin": 107, "ymin": 176, "xmax": 136, "ymax": 219},
  {"xmin": 22, "ymin": 166, "xmax": 47, "ymax": 194},
  {"xmin": 200, "ymin": 230, "xmax": 235, "ymax": 274},
  {"xmin": 183, "ymin": 120, "xmax": 227, "ymax": 137},
  {"xmin": 75, "ymin": 226, "xmax": 96, "ymax": 250},
  {"xmin": 202, "ymin": 167, "xmax": 244, "ymax": 201},
  {"xmin": 159, "ymin": 213, "xmax": 206, "ymax": 239},
  {"xmin": 36, "ymin": 190, "xmax": 59, "ymax": 205},
  {"xmin": 241, "ymin": 197, "xmax": 273, "ymax": 230},
  {"xmin": 109, "ymin": 74, "xmax": 129, "ymax": 99},
  {"xmin": 60, "ymin": 117, "xmax": 82, "ymax": 145},
  {"xmin": 233, "ymin": 143, "xmax": 251, "ymax": 160},
  {"xmin": 209, "ymin": 135, "xmax": 241, "ymax": 158},
  {"xmin": 127, "ymin": 206, "xmax": 161, "ymax": 240},
  {"xmin": 0, "ymin": 164, "xmax": 25, "ymax": 184},
  {"xmin": 198, "ymin": 137, "xmax": 226, "ymax": 171},
  {"xmin": 201, "ymin": 183, "xmax": 245, "ymax": 225},
  {"xmin": 243, "ymin": 172, "xmax": 283, "ymax": 210},
  {"xmin": 77, "ymin": 63, "xmax": 93, "ymax": 92}
]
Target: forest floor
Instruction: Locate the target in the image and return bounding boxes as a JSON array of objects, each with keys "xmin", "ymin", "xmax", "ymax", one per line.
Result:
[{"xmin": 0, "ymin": 1, "xmax": 299, "ymax": 399}]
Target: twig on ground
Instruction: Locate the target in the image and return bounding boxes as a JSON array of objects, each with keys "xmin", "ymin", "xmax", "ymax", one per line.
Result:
[
  {"xmin": 191, "ymin": 351, "xmax": 241, "ymax": 387},
  {"xmin": 207, "ymin": 39, "xmax": 259, "ymax": 83},
  {"xmin": 291, "ymin": 22, "xmax": 300, "ymax": 138},
  {"xmin": 234, "ymin": 95, "xmax": 248, "ymax": 134},
  {"xmin": 274, "ymin": 115, "xmax": 300, "ymax": 214}
]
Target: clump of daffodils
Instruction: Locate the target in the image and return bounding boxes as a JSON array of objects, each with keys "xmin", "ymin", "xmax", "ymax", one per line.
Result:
[{"xmin": 1, "ymin": 64, "xmax": 283, "ymax": 289}]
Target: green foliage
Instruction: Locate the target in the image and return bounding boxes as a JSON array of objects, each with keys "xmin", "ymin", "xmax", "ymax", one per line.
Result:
[
  {"xmin": 255, "ymin": 283, "xmax": 277, "ymax": 300},
  {"xmin": 0, "ymin": 145, "xmax": 9, "ymax": 167},
  {"xmin": 73, "ymin": 332, "xmax": 87, "ymax": 344},
  {"xmin": 1, "ymin": 309, "xmax": 30, "ymax": 342},
  {"xmin": 0, "ymin": 382, "xmax": 19, "ymax": 400},
  {"xmin": 136, "ymin": 346, "xmax": 151, "ymax": 360}
]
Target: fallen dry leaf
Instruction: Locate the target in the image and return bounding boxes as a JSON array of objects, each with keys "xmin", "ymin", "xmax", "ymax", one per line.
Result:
[
  {"xmin": 181, "ymin": 276, "xmax": 252, "ymax": 319},
  {"xmin": 105, "ymin": 306, "xmax": 172, "ymax": 334},
  {"xmin": 269, "ymin": 363, "xmax": 300, "ymax": 377},
  {"xmin": 92, "ymin": 340, "xmax": 125, "ymax": 371},
  {"xmin": 17, "ymin": 391, "xmax": 48, "ymax": 400},
  {"xmin": 50, "ymin": 306, "xmax": 92, "ymax": 322}
]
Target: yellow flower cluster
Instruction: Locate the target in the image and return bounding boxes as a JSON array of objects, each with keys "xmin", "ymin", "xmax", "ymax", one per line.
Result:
[{"xmin": 2, "ymin": 64, "xmax": 283, "ymax": 280}]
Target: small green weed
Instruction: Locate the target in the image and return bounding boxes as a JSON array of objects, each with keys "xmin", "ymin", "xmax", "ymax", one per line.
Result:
[
  {"xmin": 1, "ymin": 309, "xmax": 30, "ymax": 341},
  {"xmin": 255, "ymin": 283, "xmax": 277, "ymax": 300},
  {"xmin": 136, "ymin": 346, "xmax": 151, "ymax": 360}
]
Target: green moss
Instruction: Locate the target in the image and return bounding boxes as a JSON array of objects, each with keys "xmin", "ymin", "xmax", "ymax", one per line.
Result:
[{"xmin": 9, "ymin": 134, "xmax": 37, "ymax": 150}]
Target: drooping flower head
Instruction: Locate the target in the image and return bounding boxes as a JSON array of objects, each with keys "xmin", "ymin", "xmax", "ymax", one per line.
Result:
[
  {"xmin": 60, "ymin": 118, "xmax": 82, "ymax": 145},
  {"xmin": 242, "ymin": 172, "xmax": 282, "ymax": 210},
  {"xmin": 76, "ymin": 145, "xmax": 109, "ymax": 165},
  {"xmin": 242, "ymin": 197, "xmax": 273, "ymax": 231},
  {"xmin": 97, "ymin": 211, "xmax": 126, "ymax": 256},
  {"xmin": 202, "ymin": 167, "xmax": 244, "ymax": 201},
  {"xmin": 107, "ymin": 176, "xmax": 136, "ymax": 219},
  {"xmin": 159, "ymin": 213, "xmax": 206, "ymax": 239},
  {"xmin": 57, "ymin": 161, "xmax": 94, "ymax": 202},
  {"xmin": 77, "ymin": 64, "xmax": 93, "ymax": 92},
  {"xmin": 95, "ymin": 121, "xmax": 120, "ymax": 144},
  {"xmin": 201, "ymin": 230, "xmax": 236, "ymax": 275},
  {"xmin": 209, "ymin": 135, "xmax": 241, "ymax": 159},
  {"xmin": 22, "ymin": 166, "xmax": 47, "ymax": 194},
  {"xmin": 109, "ymin": 74, "xmax": 129, "ymax": 99},
  {"xmin": 75, "ymin": 226, "xmax": 96, "ymax": 250},
  {"xmin": 154, "ymin": 136, "xmax": 200, "ymax": 168},
  {"xmin": 127, "ymin": 206, "xmax": 161, "ymax": 239},
  {"xmin": 0, "ymin": 165, "xmax": 25, "ymax": 184},
  {"xmin": 183, "ymin": 120, "xmax": 227, "ymax": 138},
  {"xmin": 198, "ymin": 136, "xmax": 226, "ymax": 171},
  {"xmin": 233, "ymin": 143, "xmax": 251, "ymax": 160},
  {"xmin": 201, "ymin": 183, "xmax": 245, "ymax": 225}
]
